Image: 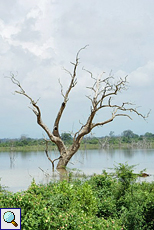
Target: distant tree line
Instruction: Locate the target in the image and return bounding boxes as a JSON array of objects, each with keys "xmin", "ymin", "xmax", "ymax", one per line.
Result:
[
  {"xmin": 0, "ymin": 137, "xmax": 45, "ymax": 148},
  {"xmin": 110, "ymin": 130, "xmax": 154, "ymax": 143},
  {"xmin": 99, "ymin": 130, "xmax": 154, "ymax": 148},
  {"xmin": 0, "ymin": 130, "xmax": 154, "ymax": 149}
]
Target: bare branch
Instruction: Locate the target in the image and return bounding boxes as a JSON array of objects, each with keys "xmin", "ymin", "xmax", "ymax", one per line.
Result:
[
  {"xmin": 58, "ymin": 78, "xmax": 65, "ymax": 98},
  {"xmin": 8, "ymin": 74, "xmax": 56, "ymax": 143},
  {"xmin": 62, "ymin": 67, "xmax": 72, "ymax": 77},
  {"xmin": 53, "ymin": 45, "xmax": 88, "ymax": 136},
  {"xmin": 73, "ymin": 71, "xmax": 147, "ymax": 146},
  {"xmin": 76, "ymin": 45, "xmax": 89, "ymax": 60},
  {"xmin": 44, "ymin": 138, "xmax": 62, "ymax": 171},
  {"xmin": 85, "ymin": 95, "xmax": 94, "ymax": 106},
  {"xmin": 91, "ymin": 103, "xmax": 148, "ymax": 130},
  {"xmin": 83, "ymin": 67, "xmax": 96, "ymax": 80},
  {"xmin": 74, "ymin": 123, "xmax": 85, "ymax": 141}
]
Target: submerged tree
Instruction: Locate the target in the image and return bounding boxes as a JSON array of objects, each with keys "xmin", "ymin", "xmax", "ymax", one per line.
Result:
[{"xmin": 9, "ymin": 46, "xmax": 148, "ymax": 170}]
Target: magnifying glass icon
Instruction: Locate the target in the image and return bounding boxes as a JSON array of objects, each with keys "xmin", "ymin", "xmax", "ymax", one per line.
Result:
[{"xmin": 3, "ymin": 211, "xmax": 18, "ymax": 227}]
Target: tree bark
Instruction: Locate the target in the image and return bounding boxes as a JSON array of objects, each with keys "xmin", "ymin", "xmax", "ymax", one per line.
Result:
[{"xmin": 56, "ymin": 141, "xmax": 80, "ymax": 169}]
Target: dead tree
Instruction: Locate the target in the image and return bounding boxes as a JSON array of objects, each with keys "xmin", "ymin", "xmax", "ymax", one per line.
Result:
[
  {"xmin": 8, "ymin": 46, "xmax": 148, "ymax": 170},
  {"xmin": 98, "ymin": 137, "xmax": 110, "ymax": 149}
]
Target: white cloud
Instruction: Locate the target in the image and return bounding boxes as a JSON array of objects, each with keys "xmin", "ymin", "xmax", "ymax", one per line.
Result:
[
  {"xmin": 129, "ymin": 61, "xmax": 154, "ymax": 88},
  {"xmin": 0, "ymin": 19, "xmax": 20, "ymax": 40}
]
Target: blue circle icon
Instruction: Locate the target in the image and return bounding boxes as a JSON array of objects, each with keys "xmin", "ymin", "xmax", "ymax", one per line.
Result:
[{"xmin": 3, "ymin": 211, "xmax": 18, "ymax": 227}]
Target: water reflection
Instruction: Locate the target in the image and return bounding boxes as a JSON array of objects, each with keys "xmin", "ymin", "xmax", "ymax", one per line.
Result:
[
  {"xmin": 0, "ymin": 149, "xmax": 154, "ymax": 192},
  {"xmin": 9, "ymin": 152, "xmax": 16, "ymax": 169}
]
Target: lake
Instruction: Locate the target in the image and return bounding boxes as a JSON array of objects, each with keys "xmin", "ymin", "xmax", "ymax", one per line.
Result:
[{"xmin": 1, "ymin": 148, "xmax": 154, "ymax": 192}]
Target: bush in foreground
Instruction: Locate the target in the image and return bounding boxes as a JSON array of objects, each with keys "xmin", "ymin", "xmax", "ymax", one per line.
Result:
[{"xmin": 0, "ymin": 163, "xmax": 154, "ymax": 229}]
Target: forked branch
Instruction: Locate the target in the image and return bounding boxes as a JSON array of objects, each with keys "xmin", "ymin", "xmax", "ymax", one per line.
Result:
[{"xmin": 44, "ymin": 139, "xmax": 62, "ymax": 171}]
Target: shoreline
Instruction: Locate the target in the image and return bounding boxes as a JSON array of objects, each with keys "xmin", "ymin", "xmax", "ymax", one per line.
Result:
[{"xmin": 0, "ymin": 142, "xmax": 153, "ymax": 152}]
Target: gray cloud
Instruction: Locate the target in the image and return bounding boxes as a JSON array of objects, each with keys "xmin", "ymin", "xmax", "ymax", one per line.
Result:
[
  {"xmin": 0, "ymin": 0, "xmax": 154, "ymax": 138},
  {"xmin": 54, "ymin": 0, "xmax": 154, "ymax": 72},
  {"xmin": 0, "ymin": 0, "xmax": 19, "ymax": 23},
  {"xmin": 12, "ymin": 18, "xmax": 41, "ymax": 42}
]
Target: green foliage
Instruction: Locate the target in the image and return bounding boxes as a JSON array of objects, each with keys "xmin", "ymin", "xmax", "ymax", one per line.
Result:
[
  {"xmin": 144, "ymin": 132, "xmax": 154, "ymax": 138},
  {"xmin": 1, "ymin": 130, "xmax": 154, "ymax": 151},
  {"xmin": 83, "ymin": 137, "xmax": 99, "ymax": 145},
  {"xmin": 1, "ymin": 164, "xmax": 154, "ymax": 229},
  {"xmin": 0, "ymin": 178, "xmax": 121, "ymax": 229},
  {"xmin": 122, "ymin": 130, "xmax": 137, "ymax": 138},
  {"xmin": 112, "ymin": 162, "xmax": 137, "ymax": 189},
  {"xmin": 88, "ymin": 172, "xmax": 117, "ymax": 218},
  {"xmin": 51, "ymin": 179, "xmax": 98, "ymax": 215},
  {"xmin": 61, "ymin": 132, "xmax": 73, "ymax": 144},
  {"xmin": 0, "ymin": 138, "xmax": 56, "ymax": 150}
]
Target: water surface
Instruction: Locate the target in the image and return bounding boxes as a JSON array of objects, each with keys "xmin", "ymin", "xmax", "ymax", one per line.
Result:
[{"xmin": 0, "ymin": 148, "xmax": 154, "ymax": 192}]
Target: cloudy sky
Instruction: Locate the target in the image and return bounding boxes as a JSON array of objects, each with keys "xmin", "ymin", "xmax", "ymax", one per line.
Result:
[{"xmin": 0, "ymin": 0, "xmax": 154, "ymax": 139}]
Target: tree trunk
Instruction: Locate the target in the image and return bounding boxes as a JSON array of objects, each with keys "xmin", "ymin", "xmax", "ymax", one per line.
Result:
[
  {"xmin": 56, "ymin": 156, "xmax": 69, "ymax": 169},
  {"xmin": 56, "ymin": 142, "xmax": 80, "ymax": 169},
  {"xmin": 56, "ymin": 150, "xmax": 74, "ymax": 169}
]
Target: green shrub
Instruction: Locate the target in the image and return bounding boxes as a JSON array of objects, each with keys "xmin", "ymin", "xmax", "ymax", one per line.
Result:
[
  {"xmin": 1, "ymin": 165, "xmax": 154, "ymax": 230},
  {"xmin": 0, "ymin": 178, "xmax": 122, "ymax": 229},
  {"xmin": 88, "ymin": 172, "xmax": 117, "ymax": 218}
]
